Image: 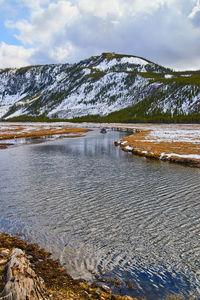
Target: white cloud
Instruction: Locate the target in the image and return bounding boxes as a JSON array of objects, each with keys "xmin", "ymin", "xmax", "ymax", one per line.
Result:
[
  {"xmin": 0, "ymin": 42, "xmax": 35, "ymax": 68},
  {"xmin": 1, "ymin": 0, "xmax": 200, "ymax": 70},
  {"xmin": 188, "ymin": 0, "xmax": 200, "ymax": 18},
  {"xmin": 77, "ymin": 0, "xmax": 123, "ymax": 19},
  {"xmin": 16, "ymin": 0, "xmax": 51, "ymax": 10},
  {"xmin": 77, "ymin": 0, "xmax": 165, "ymax": 19},
  {"xmin": 48, "ymin": 42, "xmax": 74, "ymax": 62},
  {"xmin": 10, "ymin": 1, "xmax": 79, "ymax": 45}
]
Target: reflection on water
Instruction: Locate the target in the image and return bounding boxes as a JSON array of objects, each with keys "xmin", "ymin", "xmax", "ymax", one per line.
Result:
[{"xmin": 0, "ymin": 129, "xmax": 200, "ymax": 299}]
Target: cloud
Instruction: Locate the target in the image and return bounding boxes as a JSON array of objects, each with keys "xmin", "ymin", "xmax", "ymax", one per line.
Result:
[
  {"xmin": 77, "ymin": 0, "xmax": 165, "ymax": 19},
  {"xmin": 8, "ymin": 1, "xmax": 79, "ymax": 45},
  {"xmin": 16, "ymin": 0, "xmax": 51, "ymax": 10},
  {"xmin": 0, "ymin": 42, "xmax": 35, "ymax": 68},
  {"xmin": 1, "ymin": 0, "xmax": 200, "ymax": 70},
  {"xmin": 188, "ymin": 0, "xmax": 200, "ymax": 27}
]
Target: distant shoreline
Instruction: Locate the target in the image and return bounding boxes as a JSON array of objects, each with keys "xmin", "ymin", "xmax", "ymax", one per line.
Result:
[
  {"xmin": 0, "ymin": 121, "xmax": 200, "ymax": 167},
  {"xmin": 0, "ymin": 122, "xmax": 89, "ymax": 141}
]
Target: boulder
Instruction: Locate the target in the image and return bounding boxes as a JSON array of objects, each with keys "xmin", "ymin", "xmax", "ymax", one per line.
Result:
[{"xmin": 0, "ymin": 248, "xmax": 49, "ymax": 300}]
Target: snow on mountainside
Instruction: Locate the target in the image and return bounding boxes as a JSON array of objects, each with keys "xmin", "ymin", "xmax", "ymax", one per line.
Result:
[{"xmin": 0, "ymin": 52, "xmax": 199, "ymax": 120}]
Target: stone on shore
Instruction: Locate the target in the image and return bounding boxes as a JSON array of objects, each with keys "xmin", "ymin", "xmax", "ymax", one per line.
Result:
[{"xmin": 0, "ymin": 248, "xmax": 48, "ymax": 300}]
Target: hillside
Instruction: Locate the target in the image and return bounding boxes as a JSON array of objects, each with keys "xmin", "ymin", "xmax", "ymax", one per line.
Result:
[{"xmin": 0, "ymin": 52, "xmax": 199, "ymax": 122}]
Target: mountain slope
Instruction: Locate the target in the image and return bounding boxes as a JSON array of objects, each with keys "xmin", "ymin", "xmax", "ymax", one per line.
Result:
[{"xmin": 0, "ymin": 52, "xmax": 199, "ymax": 121}]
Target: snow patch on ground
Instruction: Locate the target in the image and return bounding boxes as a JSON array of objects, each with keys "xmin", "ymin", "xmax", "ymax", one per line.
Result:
[
  {"xmin": 147, "ymin": 127, "xmax": 200, "ymax": 143},
  {"xmin": 94, "ymin": 57, "xmax": 148, "ymax": 71},
  {"xmin": 165, "ymin": 74, "xmax": 173, "ymax": 79},
  {"xmin": 6, "ymin": 108, "xmax": 25, "ymax": 119},
  {"xmin": 125, "ymin": 145, "xmax": 133, "ymax": 151},
  {"xmin": 83, "ymin": 68, "xmax": 91, "ymax": 75},
  {"xmin": 120, "ymin": 57, "xmax": 148, "ymax": 65},
  {"xmin": 0, "ymin": 105, "xmax": 11, "ymax": 118},
  {"xmin": 160, "ymin": 153, "xmax": 200, "ymax": 159}
]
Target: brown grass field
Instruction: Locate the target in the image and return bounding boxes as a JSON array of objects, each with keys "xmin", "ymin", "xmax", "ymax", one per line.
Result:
[
  {"xmin": 115, "ymin": 127, "xmax": 200, "ymax": 167},
  {"xmin": 0, "ymin": 124, "xmax": 89, "ymax": 140}
]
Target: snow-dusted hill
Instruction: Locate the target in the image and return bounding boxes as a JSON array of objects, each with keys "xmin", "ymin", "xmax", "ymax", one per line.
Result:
[{"xmin": 0, "ymin": 52, "xmax": 199, "ymax": 120}]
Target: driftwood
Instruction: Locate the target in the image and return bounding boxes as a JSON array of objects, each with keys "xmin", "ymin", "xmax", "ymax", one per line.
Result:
[{"xmin": 0, "ymin": 248, "xmax": 49, "ymax": 300}]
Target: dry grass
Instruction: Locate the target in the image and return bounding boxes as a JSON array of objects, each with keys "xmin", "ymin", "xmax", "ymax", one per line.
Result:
[
  {"xmin": 0, "ymin": 126, "xmax": 89, "ymax": 140},
  {"xmin": 0, "ymin": 143, "xmax": 14, "ymax": 149},
  {"xmin": 117, "ymin": 129, "xmax": 200, "ymax": 167}
]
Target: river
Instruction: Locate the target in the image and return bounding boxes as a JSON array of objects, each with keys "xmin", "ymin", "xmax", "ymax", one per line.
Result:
[{"xmin": 0, "ymin": 128, "xmax": 200, "ymax": 299}]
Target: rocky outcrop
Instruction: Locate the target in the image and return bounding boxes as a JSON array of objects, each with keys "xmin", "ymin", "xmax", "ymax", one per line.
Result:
[
  {"xmin": 0, "ymin": 234, "xmax": 136, "ymax": 300},
  {"xmin": 0, "ymin": 248, "xmax": 48, "ymax": 300}
]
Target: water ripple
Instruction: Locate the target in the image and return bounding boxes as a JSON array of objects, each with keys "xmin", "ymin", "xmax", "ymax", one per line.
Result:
[{"xmin": 0, "ymin": 130, "xmax": 200, "ymax": 298}]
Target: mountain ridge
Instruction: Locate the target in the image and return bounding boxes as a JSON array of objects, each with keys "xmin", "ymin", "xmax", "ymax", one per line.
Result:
[{"xmin": 0, "ymin": 52, "xmax": 199, "ymax": 122}]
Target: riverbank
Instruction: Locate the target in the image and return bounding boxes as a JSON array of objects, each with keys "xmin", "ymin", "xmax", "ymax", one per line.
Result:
[
  {"xmin": 0, "ymin": 234, "xmax": 135, "ymax": 300},
  {"xmin": 1, "ymin": 122, "xmax": 199, "ymax": 166},
  {"xmin": 0, "ymin": 122, "xmax": 89, "ymax": 142},
  {"xmin": 54, "ymin": 121, "xmax": 200, "ymax": 167},
  {"xmin": 113, "ymin": 124, "xmax": 200, "ymax": 167}
]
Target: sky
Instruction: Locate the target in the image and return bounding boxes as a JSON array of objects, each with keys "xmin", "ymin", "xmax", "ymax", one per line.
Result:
[{"xmin": 0, "ymin": 0, "xmax": 200, "ymax": 70}]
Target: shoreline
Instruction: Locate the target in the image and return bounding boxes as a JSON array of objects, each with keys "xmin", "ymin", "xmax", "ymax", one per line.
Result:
[
  {"xmin": 0, "ymin": 234, "xmax": 135, "ymax": 300},
  {"xmin": 0, "ymin": 234, "xmax": 185, "ymax": 300},
  {"xmin": 0, "ymin": 123, "xmax": 89, "ymax": 141},
  {"xmin": 0, "ymin": 122, "xmax": 199, "ymax": 166},
  {"xmin": 114, "ymin": 125, "xmax": 200, "ymax": 168}
]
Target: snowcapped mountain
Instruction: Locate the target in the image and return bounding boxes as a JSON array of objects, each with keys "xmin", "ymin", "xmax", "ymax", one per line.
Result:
[{"xmin": 0, "ymin": 52, "xmax": 199, "ymax": 121}]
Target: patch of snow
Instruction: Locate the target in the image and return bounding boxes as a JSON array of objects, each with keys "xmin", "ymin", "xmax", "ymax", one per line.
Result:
[
  {"xmin": 120, "ymin": 57, "xmax": 148, "ymax": 66},
  {"xmin": 125, "ymin": 145, "xmax": 133, "ymax": 151},
  {"xmin": 56, "ymin": 72, "xmax": 67, "ymax": 82},
  {"xmin": 94, "ymin": 56, "xmax": 148, "ymax": 72},
  {"xmin": 0, "ymin": 105, "xmax": 11, "ymax": 118},
  {"xmin": 160, "ymin": 153, "xmax": 200, "ymax": 160},
  {"xmin": 94, "ymin": 59, "xmax": 118, "ymax": 71},
  {"xmin": 165, "ymin": 74, "xmax": 173, "ymax": 79},
  {"xmin": 147, "ymin": 128, "xmax": 200, "ymax": 144},
  {"xmin": 83, "ymin": 68, "xmax": 91, "ymax": 75},
  {"xmin": 6, "ymin": 107, "xmax": 25, "ymax": 119}
]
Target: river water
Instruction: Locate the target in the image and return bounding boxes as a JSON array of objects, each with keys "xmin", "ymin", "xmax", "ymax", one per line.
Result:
[{"xmin": 0, "ymin": 129, "xmax": 200, "ymax": 299}]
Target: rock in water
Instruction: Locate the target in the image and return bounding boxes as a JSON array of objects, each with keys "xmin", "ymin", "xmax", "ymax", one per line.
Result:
[
  {"xmin": 0, "ymin": 248, "xmax": 48, "ymax": 300},
  {"xmin": 100, "ymin": 127, "xmax": 107, "ymax": 133}
]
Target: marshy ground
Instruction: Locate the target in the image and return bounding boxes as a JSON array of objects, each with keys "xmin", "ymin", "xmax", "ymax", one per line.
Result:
[
  {"xmin": 0, "ymin": 122, "xmax": 89, "ymax": 141},
  {"xmin": 113, "ymin": 124, "xmax": 200, "ymax": 167}
]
